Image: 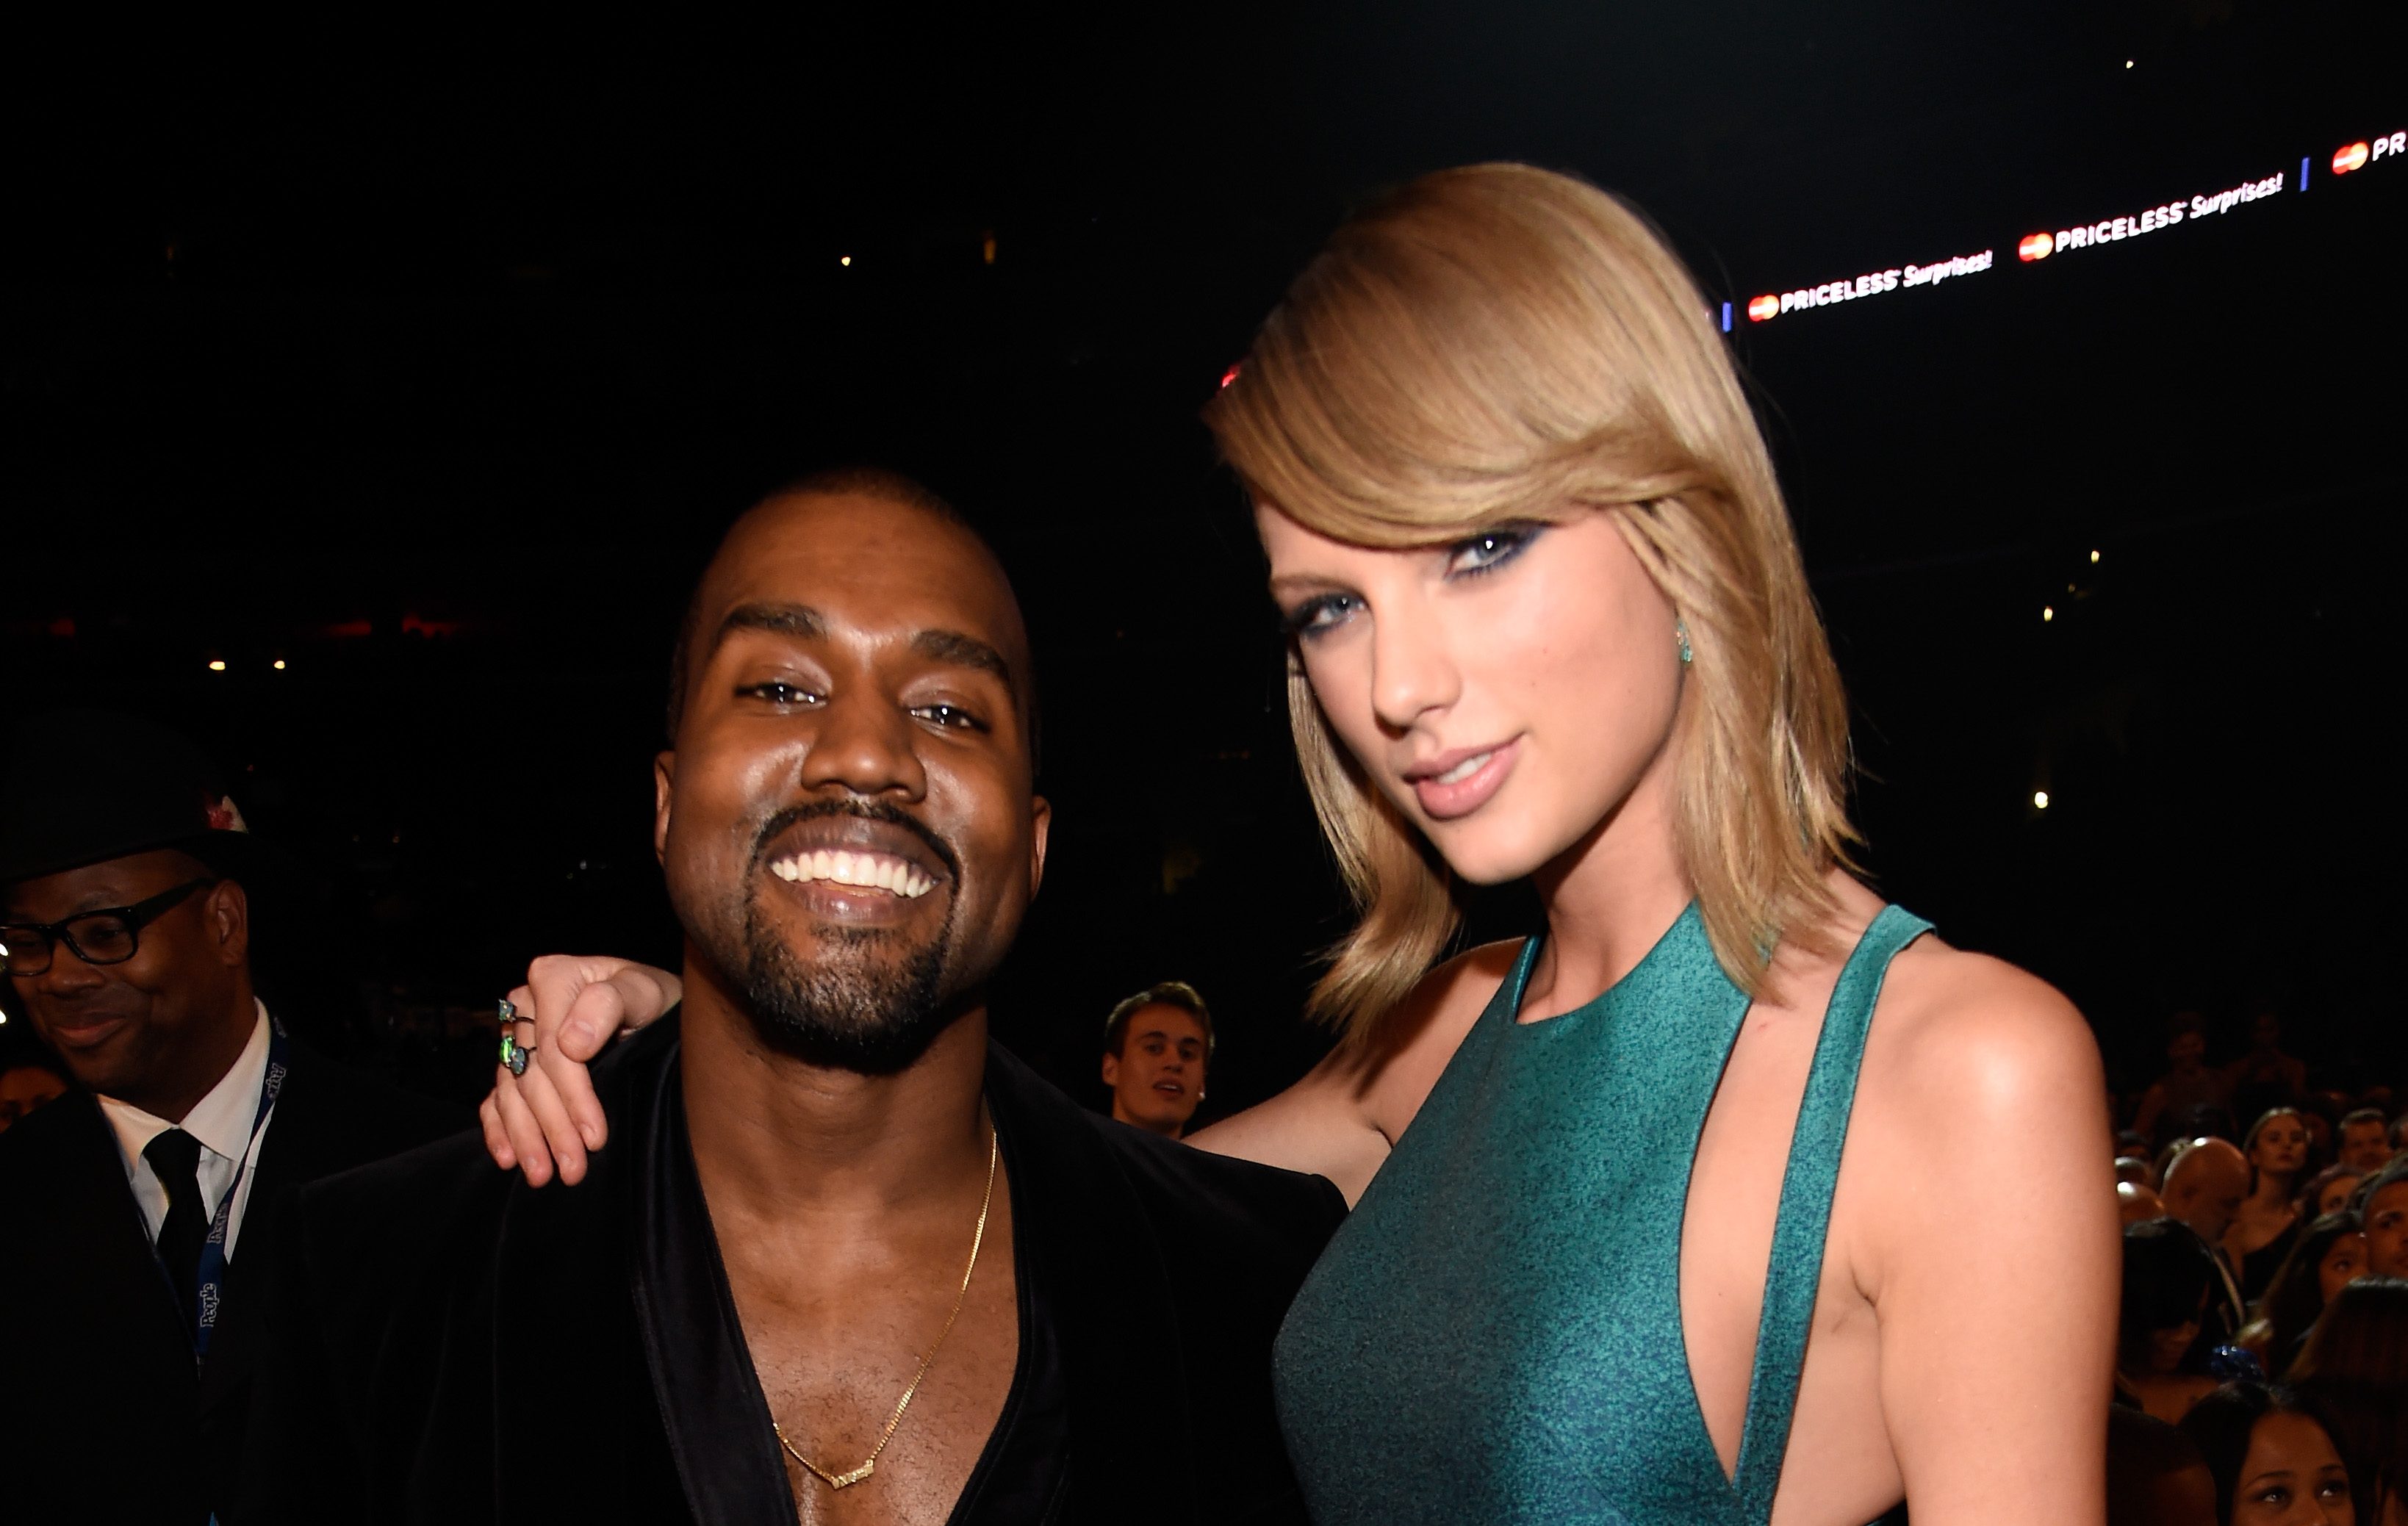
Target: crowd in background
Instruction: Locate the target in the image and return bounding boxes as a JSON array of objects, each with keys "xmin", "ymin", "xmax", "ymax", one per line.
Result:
[
  {"xmin": 2110, "ymin": 1011, "xmax": 2407, "ymax": 1525},
  {"xmin": 15, "ymin": 916, "xmax": 2408, "ymax": 1526}
]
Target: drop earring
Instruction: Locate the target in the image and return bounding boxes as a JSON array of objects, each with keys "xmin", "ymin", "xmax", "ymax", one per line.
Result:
[{"xmin": 1675, "ymin": 619, "xmax": 1693, "ymax": 665}]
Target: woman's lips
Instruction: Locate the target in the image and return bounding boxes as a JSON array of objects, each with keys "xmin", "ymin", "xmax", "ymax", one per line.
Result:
[{"xmin": 1407, "ymin": 738, "xmax": 1521, "ymax": 821}]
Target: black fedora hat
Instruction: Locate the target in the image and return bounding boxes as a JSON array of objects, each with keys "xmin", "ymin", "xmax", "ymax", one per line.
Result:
[{"xmin": 0, "ymin": 710, "xmax": 258, "ymax": 886}]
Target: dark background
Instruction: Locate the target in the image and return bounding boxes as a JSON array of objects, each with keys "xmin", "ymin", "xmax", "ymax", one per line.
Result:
[{"xmin": 7, "ymin": 1, "xmax": 2404, "ymax": 1120}]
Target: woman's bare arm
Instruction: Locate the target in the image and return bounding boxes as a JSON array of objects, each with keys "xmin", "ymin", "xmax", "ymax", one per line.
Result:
[
  {"xmin": 1187, "ymin": 1055, "xmax": 1395, "ymax": 1203},
  {"xmin": 479, "ymin": 937, "xmax": 1516, "ymax": 1198},
  {"xmin": 1856, "ymin": 955, "xmax": 2118, "ymax": 1525},
  {"xmin": 1190, "ymin": 939, "xmax": 1518, "ymax": 1204}
]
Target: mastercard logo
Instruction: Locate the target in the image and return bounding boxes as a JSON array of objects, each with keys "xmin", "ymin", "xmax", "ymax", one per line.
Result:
[
  {"xmin": 1746, "ymin": 294, "xmax": 1780, "ymax": 322},
  {"xmin": 2018, "ymin": 231, "xmax": 2055, "ymax": 262},
  {"xmin": 2334, "ymin": 141, "xmax": 2371, "ymax": 173}
]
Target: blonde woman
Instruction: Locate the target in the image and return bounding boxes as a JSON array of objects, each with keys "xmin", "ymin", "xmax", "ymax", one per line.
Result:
[{"xmin": 484, "ymin": 165, "xmax": 2117, "ymax": 1524}]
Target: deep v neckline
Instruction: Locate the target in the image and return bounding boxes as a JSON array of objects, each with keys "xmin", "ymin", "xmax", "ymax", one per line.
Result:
[{"xmin": 1271, "ymin": 901, "xmax": 1931, "ymax": 1525}]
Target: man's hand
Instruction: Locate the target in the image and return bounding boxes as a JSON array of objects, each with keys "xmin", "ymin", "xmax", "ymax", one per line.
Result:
[{"xmin": 478, "ymin": 956, "xmax": 681, "ymax": 1185}]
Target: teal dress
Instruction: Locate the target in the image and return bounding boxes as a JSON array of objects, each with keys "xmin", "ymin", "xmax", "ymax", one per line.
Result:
[{"xmin": 1272, "ymin": 903, "xmax": 1930, "ymax": 1525}]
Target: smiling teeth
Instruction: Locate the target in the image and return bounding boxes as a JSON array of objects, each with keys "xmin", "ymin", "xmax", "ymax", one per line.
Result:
[
  {"xmin": 1434, "ymin": 752, "xmax": 1493, "ymax": 786},
  {"xmin": 769, "ymin": 850, "xmax": 935, "ymax": 898}
]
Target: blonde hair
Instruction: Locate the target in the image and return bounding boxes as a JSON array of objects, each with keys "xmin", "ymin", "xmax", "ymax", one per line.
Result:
[{"xmin": 1202, "ymin": 162, "xmax": 1856, "ymax": 1040}]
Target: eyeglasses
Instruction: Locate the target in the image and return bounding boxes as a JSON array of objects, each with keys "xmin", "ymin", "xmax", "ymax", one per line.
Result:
[{"xmin": 0, "ymin": 879, "xmax": 216, "ymax": 976}]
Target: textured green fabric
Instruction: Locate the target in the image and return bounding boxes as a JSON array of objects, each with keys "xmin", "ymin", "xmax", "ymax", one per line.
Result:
[{"xmin": 1273, "ymin": 903, "xmax": 1930, "ymax": 1525}]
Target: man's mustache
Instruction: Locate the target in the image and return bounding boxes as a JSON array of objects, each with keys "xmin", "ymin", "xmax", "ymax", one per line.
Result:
[{"xmin": 748, "ymin": 797, "xmax": 963, "ymax": 882}]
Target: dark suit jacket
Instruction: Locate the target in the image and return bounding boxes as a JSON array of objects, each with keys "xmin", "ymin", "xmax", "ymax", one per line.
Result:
[
  {"xmin": 0, "ymin": 1037, "xmax": 457, "ymax": 1525},
  {"xmin": 244, "ymin": 1015, "xmax": 1347, "ymax": 1525}
]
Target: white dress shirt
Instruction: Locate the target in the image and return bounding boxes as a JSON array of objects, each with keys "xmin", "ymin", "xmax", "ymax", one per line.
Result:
[{"xmin": 98, "ymin": 1001, "xmax": 277, "ymax": 1260}]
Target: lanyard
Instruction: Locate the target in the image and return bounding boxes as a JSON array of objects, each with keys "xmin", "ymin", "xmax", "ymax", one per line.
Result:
[{"xmin": 184, "ymin": 1015, "xmax": 290, "ymax": 1364}]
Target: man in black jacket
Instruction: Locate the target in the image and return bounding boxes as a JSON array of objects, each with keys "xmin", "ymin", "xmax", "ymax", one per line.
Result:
[
  {"xmin": 246, "ymin": 472, "xmax": 1346, "ymax": 1524},
  {"xmin": 0, "ymin": 712, "xmax": 457, "ymax": 1525}
]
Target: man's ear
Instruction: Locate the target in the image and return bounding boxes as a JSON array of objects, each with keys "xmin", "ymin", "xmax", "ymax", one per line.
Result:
[
  {"xmin": 653, "ymin": 752, "xmax": 676, "ymax": 865},
  {"xmin": 206, "ymin": 879, "xmax": 251, "ymax": 969},
  {"xmin": 1100, "ymin": 1051, "xmax": 1120, "ymax": 1089},
  {"xmin": 1027, "ymin": 795, "xmax": 1052, "ymax": 900}
]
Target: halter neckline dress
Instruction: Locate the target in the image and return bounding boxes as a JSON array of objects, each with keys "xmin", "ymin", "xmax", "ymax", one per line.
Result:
[{"xmin": 1271, "ymin": 901, "xmax": 1930, "ymax": 1525}]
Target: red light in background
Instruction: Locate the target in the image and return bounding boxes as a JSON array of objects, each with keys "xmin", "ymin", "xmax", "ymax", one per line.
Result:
[
  {"xmin": 2018, "ymin": 231, "xmax": 2055, "ymax": 262},
  {"xmin": 1219, "ymin": 363, "xmax": 1241, "ymax": 389},
  {"xmin": 1746, "ymin": 295, "xmax": 1780, "ymax": 322},
  {"xmin": 2333, "ymin": 141, "xmax": 2370, "ymax": 173}
]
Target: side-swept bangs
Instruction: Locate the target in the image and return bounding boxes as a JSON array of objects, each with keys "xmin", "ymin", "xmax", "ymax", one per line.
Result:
[{"xmin": 1204, "ymin": 162, "xmax": 1856, "ymax": 1039}]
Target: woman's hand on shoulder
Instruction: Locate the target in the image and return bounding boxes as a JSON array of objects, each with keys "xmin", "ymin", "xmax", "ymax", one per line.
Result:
[
  {"xmin": 477, "ymin": 956, "xmax": 682, "ymax": 1187},
  {"xmin": 1856, "ymin": 943, "xmax": 2117, "ymax": 1523},
  {"xmin": 1187, "ymin": 939, "xmax": 1519, "ymax": 1205}
]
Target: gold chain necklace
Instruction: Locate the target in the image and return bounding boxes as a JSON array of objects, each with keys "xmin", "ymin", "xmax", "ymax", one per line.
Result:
[{"xmin": 773, "ymin": 1125, "xmax": 999, "ymax": 1492}]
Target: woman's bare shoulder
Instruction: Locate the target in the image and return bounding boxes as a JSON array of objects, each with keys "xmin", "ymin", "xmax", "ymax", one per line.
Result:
[
  {"xmin": 1875, "ymin": 933, "xmax": 2099, "ymax": 1100},
  {"xmin": 1187, "ymin": 938, "xmax": 1520, "ymax": 1202},
  {"xmin": 1839, "ymin": 918, "xmax": 2118, "ymax": 1355},
  {"xmin": 1332, "ymin": 937, "xmax": 1523, "ymax": 1140},
  {"xmin": 1793, "ymin": 875, "xmax": 2096, "ymax": 1097},
  {"xmin": 1847, "ymin": 928, "xmax": 2110, "ymax": 1260}
]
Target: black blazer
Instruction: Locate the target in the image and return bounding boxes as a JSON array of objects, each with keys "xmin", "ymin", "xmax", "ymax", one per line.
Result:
[
  {"xmin": 0, "ymin": 1034, "xmax": 457, "ymax": 1526},
  {"xmin": 243, "ymin": 1015, "xmax": 1348, "ymax": 1525}
]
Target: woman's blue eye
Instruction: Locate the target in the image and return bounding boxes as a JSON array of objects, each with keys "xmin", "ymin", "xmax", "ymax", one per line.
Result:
[
  {"xmin": 1281, "ymin": 593, "xmax": 1362, "ymax": 638},
  {"xmin": 1446, "ymin": 525, "xmax": 1539, "ymax": 577}
]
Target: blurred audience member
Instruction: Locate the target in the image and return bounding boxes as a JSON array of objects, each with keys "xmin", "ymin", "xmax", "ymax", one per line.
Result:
[
  {"xmin": 2356, "ymin": 1159, "xmax": 2408, "ymax": 1280},
  {"xmin": 0, "ymin": 1054, "xmax": 67, "ymax": 1131},
  {"xmin": 2225, "ymin": 1012, "xmax": 2310, "ymax": 1110},
  {"xmin": 2235, "ymin": 1216, "xmax": 2367, "ymax": 1374},
  {"xmin": 2287, "ymin": 1278, "xmax": 2408, "ymax": 1525},
  {"xmin": 2166, "ymin": 1137, "xmax": 2252, "ymax": 1331},
  {"xmin": 2121, "ymin": 1220, "xmax": 2230, "ymax": 1422},
  {"xmin": 2124, "ymin": 1181, "xmax": 2172, "ymax": 1225},
  {"xmin": 2161, "ymin": 1138, "xmax": 2199, "ymax": 1190},
  {"xmin": 2337, "ymin": 1111, "xmax": 2393, "ymax": 1176},
  {"xmin": 2301, "ymin": 1166, "xmax": 2367, "ymax": 1223},
  {"xmin": 2138, "ymin": 1013, "xmax": 2235, "ymax": 1148},
  {"xmin": 2123, "ymin": 1155, "xmax": 2159, "ymax": 1184},
  {"xmin": 2179, "ymin": 1103, "xmax": 2249, "ymax": 1148},
  {"xmin": 0, "ymin": 712, "xmax": 454, "ymax": 1525},
  {"xmin": 2299, "ymin": 1100, "xmax": 2341, "ymax": 1176},
  {"xmin": 2109, "ymin": 1406, "xmax": 2218, "ymax": 1526},
  {"xmin": 1099, "ymin": 979, "xmax": 1213, "ymax": 1140},
  {"xmin": 2232, "ymin": 1110, "xmax": 2313, "ymax": 1304},
  {"xmin": 2392, "ymin": 1115, "xmax": 2408, "ymax": 1157},
  {"xmin": 2177, "ymin": 1382, "xmax": 2357, "ymax": 1526}
]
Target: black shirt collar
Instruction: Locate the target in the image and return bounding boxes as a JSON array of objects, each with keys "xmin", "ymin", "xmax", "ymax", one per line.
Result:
[{"xmin": 625, "ymin": 1023, "xmax": 1071, "ymax": 1525}]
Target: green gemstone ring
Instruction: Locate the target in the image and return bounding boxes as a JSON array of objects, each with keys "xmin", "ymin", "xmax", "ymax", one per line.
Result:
[{"xmin": 498, "ymin": 998, "xmax": 533, "ymax": 1076}]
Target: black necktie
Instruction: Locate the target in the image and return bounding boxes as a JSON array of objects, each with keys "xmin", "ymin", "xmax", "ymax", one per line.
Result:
[{"xmin": 144, "ymin": 1127, "xmax": 208, "ymax": 1334}]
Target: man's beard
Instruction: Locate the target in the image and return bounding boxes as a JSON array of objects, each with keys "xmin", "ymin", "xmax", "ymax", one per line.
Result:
[
  {"xmin": 732, "ymin": 891, "xmax": 960, "ymax": 1073},
  {"xmin": 692, "ymin": 798, "xmax": 968, "ymax": 1075}
]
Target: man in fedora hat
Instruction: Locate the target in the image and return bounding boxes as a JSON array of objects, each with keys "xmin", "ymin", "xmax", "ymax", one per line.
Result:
[{"xmin": 0, "ymin": 710, "xmax": 457, "ymax": 1525}]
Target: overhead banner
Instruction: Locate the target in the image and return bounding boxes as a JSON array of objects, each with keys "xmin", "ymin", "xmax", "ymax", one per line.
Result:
[{"xmin": 1731, "ymin": 123, "xmax": 2402, "ymax": 329}]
